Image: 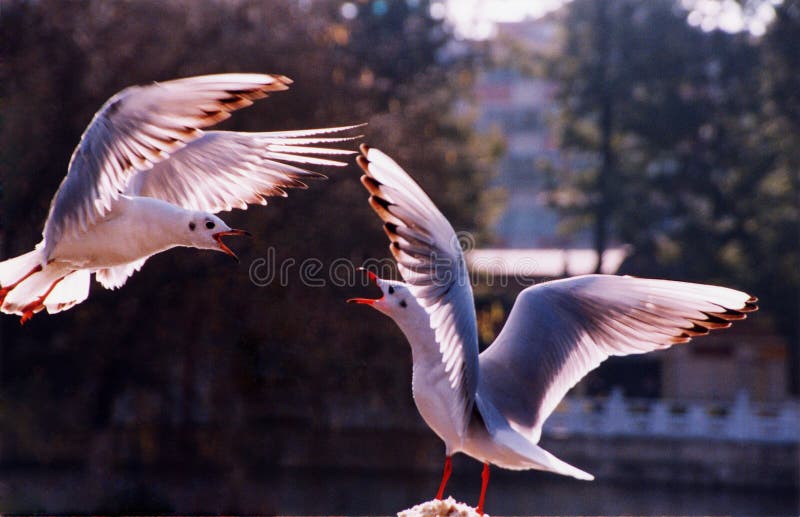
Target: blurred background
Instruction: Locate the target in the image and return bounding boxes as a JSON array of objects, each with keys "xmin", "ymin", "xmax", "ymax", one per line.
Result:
[{"xmin": 0, "ymin": 0, "xmax": 798, "ymax": 514}]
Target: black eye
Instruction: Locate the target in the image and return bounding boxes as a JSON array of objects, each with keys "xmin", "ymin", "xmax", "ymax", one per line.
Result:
[
  {"xmin": 188, "ymin": 222, "xmax": 196, "ymax": 231},
  {"xmin": 388, "ymin": 286, "xmax": 395, "ymax": 295},
  {"xmin": 205, "ymin": 221, "xmax": 215, "ymax": 230},
  {"xmin": 400, "ymin": 300, "xmax": 407, "ymax": 308}
]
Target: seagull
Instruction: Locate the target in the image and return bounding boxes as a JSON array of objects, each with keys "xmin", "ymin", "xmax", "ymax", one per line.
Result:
[
  {"xmin": 348, "ymin": 144, "xmax": 758, "ymax": 514},
  {"xmin": 0, "ymin": 73, "xmax": 358, "ymax": 323}
]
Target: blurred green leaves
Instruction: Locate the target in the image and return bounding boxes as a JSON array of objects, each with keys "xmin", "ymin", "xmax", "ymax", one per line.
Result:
[
  {"xmin": 0, "ymin": 0, "xmax": 495, "ymax": 470},
  {"xmin": 547, "ymin": 0, "xmax": 799, "ymax": 391}
]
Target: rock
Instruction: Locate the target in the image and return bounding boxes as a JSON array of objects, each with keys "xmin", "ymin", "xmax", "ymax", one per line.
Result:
[{"xmin": 398, "ymin": 497, "xmax": 485, "ymax": 517}]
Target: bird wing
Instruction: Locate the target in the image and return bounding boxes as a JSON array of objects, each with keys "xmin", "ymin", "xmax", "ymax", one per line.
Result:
[
  {"xmin": 124, "ymin": 126, "xmax": 358, "ymax": 212},
  {"xmin": 42, "ymin": 73, "xmax": 292, "ymax": 256},
  {"xmin": 478, "ymin": 274, "xmax": 757, "ymax": 442},
  {"xmin": 95, "ymin": 257, "xmax": 149, "ymax": 290},
  {"xmin": 357, "ymin": 145, "xmax": 480, "ymax": 438}
]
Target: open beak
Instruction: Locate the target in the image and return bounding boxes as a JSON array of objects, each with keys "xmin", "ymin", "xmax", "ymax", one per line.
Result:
[
  {"xmin": 347, "ymin": 297, "xmax": 377, "ymax": 305},
  {"xmin": 347, "ymin": 268, "xmax": 382, "ymax": 305},
  {"xmin": 362, "ymin": 268, "xmax": 378, "ymax": 285},
  {"xmin": 212, "ymin": 229, "xmax": 252, "ymax": 262}
]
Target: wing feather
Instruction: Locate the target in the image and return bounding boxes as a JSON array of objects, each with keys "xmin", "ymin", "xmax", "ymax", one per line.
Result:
[
  {"xmin": 43, "ymin": 73, "xmax": 295, "ymax": 258},
  {"xmin": 479, "ymin": 274, "xmax": 757, "ymax": 443},
  {"xmin": 357, "ymin": 145, "xmax": 479, "ymax": 439},
  {"xmin": 127, "ymin": 127, "xmax": 359, "ymax": 212}
]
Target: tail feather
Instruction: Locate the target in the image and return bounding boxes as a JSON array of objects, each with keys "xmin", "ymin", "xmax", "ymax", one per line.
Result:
[
  {"xmin": 476, "ymin": 392, "xmax": 595, "ymax": 481},
  {"xmin": 1, "ymin": 249, "xmax": 92, "ymax": 320},
  {"xmin": 492, "ymin": 424, "xmax": 595, "ymax": 480},
  {"xmin": 528, "ymin": 444, "xmax": 595, "ymax": 481},
  {"xmin": 2, "ymin": 264, "xmax": 69, "ymax": 316},
  {"xmin": 45, "ymin": 270, "xmax": 91, "ymax": 314},
  {"xmin": 0, "ymin": 249, "xmax": 42, "ymax": 287}
]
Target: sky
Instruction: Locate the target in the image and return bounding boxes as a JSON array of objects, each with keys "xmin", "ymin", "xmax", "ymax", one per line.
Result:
[
  {"xmin": 442, "ymin": 0, "xmax": 780, "ymax": 39},
  {"xmin": 443, "ymin": 0, "xmax": 567, "ymax": 39},
  {"xmin": 682, "ymin": 0, "xmax": 779, "ymax": 36}
]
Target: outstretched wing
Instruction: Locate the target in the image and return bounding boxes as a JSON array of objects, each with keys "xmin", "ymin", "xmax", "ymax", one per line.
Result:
[
  {"xmin": 125, "ymin": 126, "xmax": 359, "ymax": 213},
  {"xmin": 43, "ymin": 73, "xmax": 292, "ymax": 256},
  {"xmin": 357, "ymin": 145, "xmax": 479, "ymax": 439},
  {"xmin": 479, "ymin": 274, "xmax": 757, "ymax": 442}
]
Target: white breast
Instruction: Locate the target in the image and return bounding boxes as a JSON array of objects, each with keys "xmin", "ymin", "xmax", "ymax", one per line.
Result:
[
  {"xmin": 50, "ymin": 196, "xmax": 184, "ymax": 269},
  {"xmin": 395, "ymin": 310, "xmax": 467, "ymax": 452}
]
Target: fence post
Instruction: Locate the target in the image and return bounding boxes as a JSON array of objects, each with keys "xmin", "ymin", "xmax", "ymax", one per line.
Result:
[
  {"xmin": 777, "ymin": 403, "xmax": 799, "ymax": 442},
  {"xmin": 650, "ymin": 400, "xmax": 670, "ymax": 436},
  {"xmin": 727, "ymin": 390, "xmax": 751, "ymax": 440},
  {"xmin": 603, "ymin": 387, "xmax": 628, "ymax": 435},
  {"xmin": 688, "ymin": 403, "xmax": 709, "ymax": 437}
]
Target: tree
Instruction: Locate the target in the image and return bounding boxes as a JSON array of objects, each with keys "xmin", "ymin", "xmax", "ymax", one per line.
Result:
[
  {"xmin": 548, "ymin": 0, "xmax": 798, "ymax": 393},
  {"xmin": 0, "ymin": 0, "xmax": 496, "ymax": 508},
  {"xmin": 753, "ymin": 0, "xmax": 800, "ymax": 393}
]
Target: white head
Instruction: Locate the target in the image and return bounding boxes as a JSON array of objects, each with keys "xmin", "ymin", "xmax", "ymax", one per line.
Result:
[
  {"xmin": 183, "ymin": 212, "xmax": 251, "ymax": 261},
  {"xmin": 347, "ymin": 270, "xmax": 428, "ymax": 327}
]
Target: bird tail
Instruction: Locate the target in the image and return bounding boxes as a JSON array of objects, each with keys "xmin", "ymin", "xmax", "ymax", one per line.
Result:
[
  {"xmin": 499, "ymin": 425, "xmax": 595, "ymax": 480},
  {"xmin": 0, "ymin": 249, "xmax": 42, "ymax": 289},
  {"xmin": 523, "ymin": 444, "xmax": 595, "ymax": 481},
  {"xmin": 43, "ymin": 270, "xmax": 91, "ymax": 315},
  {"xmin": 0, "ymin": 250, "xmax": 89, "ymax": 323},
  {"xmin": 489, "ymin": 424, "xmax": 595, "ymax": 480},
  {"xmin": 476, "ymin": 394, "xmax": 595, "ymax": 481}
]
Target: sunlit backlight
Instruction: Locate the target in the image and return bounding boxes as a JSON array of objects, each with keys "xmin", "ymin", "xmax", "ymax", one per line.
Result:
[
  {"xmin": 683, "ymin": 0, "xmax": 778, "ymax": 36},
  {"xmin": 430, "ymin": 2, "xmax": 447, "ymax": 20},
  {"xmin": 447, "ymin": 0, "xmax": 778, "ymax": 40},
  {"xmin": 340, "ymin": 2, "xmax": 358, "ymax": 20},
  {"xmin": 445, "ymin": 0, "xmax": 569, "ymax": 40}
]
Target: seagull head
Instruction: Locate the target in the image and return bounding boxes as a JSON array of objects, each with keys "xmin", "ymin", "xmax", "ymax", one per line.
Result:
[
  {"xmin": 347, "ymin": 269, "xmax": 420, "ymax": 319},
  {"xmin": 185, "ymin": 212, "xmax": 251, "ymax": 262}
]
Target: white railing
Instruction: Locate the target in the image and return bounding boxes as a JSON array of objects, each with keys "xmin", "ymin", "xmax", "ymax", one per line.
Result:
[{"xmin": 544, "ymin": 389, "xmax": 800, "ymax": 443}]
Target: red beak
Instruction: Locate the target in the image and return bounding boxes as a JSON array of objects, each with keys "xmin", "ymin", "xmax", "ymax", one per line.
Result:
[
  {"xmin": 347, "ymin": 268, "xmax": 382, "ymax": 305},
  {"xmin": 212, "ymin": 229, "xmax": 252, "ymax": 262},
  {"xmin": 362, "ymin": 268, "xmax": 378, "ymax": 285},
  {"xmin": 347, "ymin": 297, "xmax": 377, "ymax": 305}
]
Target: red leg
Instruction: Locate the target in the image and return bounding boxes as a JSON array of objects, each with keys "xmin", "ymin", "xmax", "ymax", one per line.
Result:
[
  {"xmin": 0, "ymin": 264, "xmax": 43, "ymax": 305},
  {"xmin": 476, "ymin": 461, "xmax": 490, "ymax": 515},
  {"xmin": 20, "ymin": 275, "xmax": 65, "ymax": 325},
  {"xmin": 435, "ymin": 455, "xmax": 453, "ymax": 500}
]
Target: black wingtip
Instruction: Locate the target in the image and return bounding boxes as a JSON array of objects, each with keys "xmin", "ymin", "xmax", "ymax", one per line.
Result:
[
  {"xmin": 385, "ymin": 221, "xmax": 399, "ymax": 235},
  {"xmin": 356, "ymin": 155, "xmax": 370, "ymax": 174},
  {"xmin": 742, "ymin": 297, "xmax": 759, "ymax": 312},
  {"xmin": 370, "ymin": 195, "xmax": 393, "ymax": 210},
  {"xmin": 360, "ymin": 175, "xmax": 383, "ymax": 195}
]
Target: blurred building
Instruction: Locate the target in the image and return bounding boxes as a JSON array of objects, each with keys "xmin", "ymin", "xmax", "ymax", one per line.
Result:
[
  {"xmin": 473, "ymin": 18, "xmax": 586, "ymax": 248},
  {"xmin": 661, "ymin": 323, "xmax": 790, "ymax": 401}
]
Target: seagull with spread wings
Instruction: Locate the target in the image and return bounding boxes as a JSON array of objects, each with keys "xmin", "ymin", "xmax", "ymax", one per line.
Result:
[
  {"xmin": 0, "ymin": 73, "xmax": 358, "ymax": 323},
  {"xmin": 348, "ymin": 144, "xmax": 757, "ymax": 514}
]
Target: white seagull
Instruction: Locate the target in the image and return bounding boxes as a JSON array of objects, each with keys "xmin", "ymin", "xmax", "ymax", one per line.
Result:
[
  {"xmin": 348, "ymin": 144, "xmax": 757, "ymax": 514},
  {"xmin": 0, "ymin": 73, "xmax": 358, "ymax": 323}
]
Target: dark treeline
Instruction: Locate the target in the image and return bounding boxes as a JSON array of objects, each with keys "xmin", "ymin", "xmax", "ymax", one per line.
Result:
[
  {"xmin": 0, "ymin": 0, "xmax": 797, "ymax": 512},
  {"xmin": 0, "ymin": 0, "xmax": 494, "ymax": 505},
  {"xmin": 546, "ymin": 0, "xmax": 798, "ymax": 392}
]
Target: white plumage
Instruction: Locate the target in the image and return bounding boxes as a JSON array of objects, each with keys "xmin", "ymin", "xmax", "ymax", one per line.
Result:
[
  {"xmin": 0, "ymin": 73, "xmax": 358, "ymax": 323},
  {"xmin": 349, "ymin": 144, "xmax": 757, "ymax": 514}
]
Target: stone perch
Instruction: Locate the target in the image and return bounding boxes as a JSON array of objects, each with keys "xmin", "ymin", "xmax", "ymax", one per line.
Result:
[{"xmin": 398, "ymin": 497, "xmax": 486, "ymax": 517}]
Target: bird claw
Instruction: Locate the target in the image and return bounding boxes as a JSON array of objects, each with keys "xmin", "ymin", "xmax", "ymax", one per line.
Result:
[
  {"xmin": 19, "ymin": 297, "xmax": 47, "ymax": 325},
  {"xmin": 16, "ymin": 274, "xmax": 65, "ymax": 326}
]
